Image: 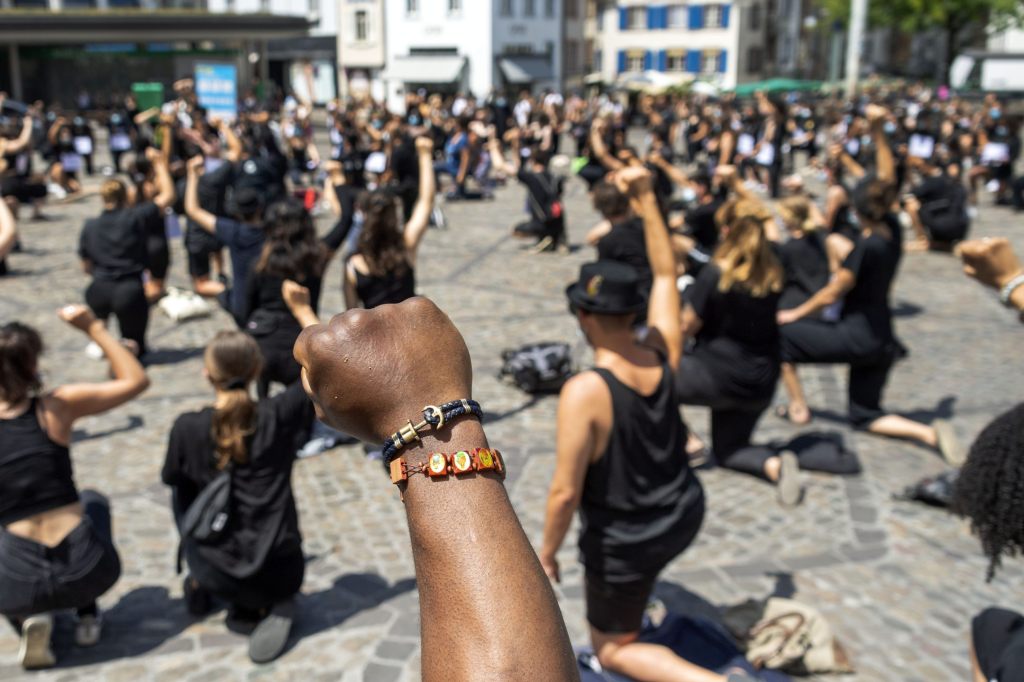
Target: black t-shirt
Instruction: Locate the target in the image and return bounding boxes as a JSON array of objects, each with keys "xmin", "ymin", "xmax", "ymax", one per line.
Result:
[
  {"xmin": 162, "ymin": 383, "xmax": 313, "ymax": 577},
  {"xmin": 597, "ymin": 217, "xmax": 651, "ymax": 294},
  {"xmin": 136, "ymin": 201, "xmax": 166, "ymax": 243},
  {"xmin": 78, "ymin": 205, "xmax": 151, "ymax": 280},
  {"xmin": 243, "ymin": 270, "xmax": 323, "ymax": 336},
  {"xmin": 688, "ymin": 264, "xmax": 781, "ymax": 400},
  {"xmin": 517, "ymin": 168, "xmax": 563, "ymax": 224},
  {"xmin": 391, "ymin": 135, "xmax": 420, "ymax": 190},
  {"xmin": 778, "ymin": 232, "xmax": 829, "ymax": 311},
  {"xmin": 838, "ymin": 214, "xmax": 903, "ymax": 353},
  {"xmin": 685, "ymin": 198, "xmax": 723, "ymax": 250}
]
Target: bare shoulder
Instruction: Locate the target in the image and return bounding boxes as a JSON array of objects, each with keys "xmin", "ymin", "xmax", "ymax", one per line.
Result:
[{"xmin": 559, "ymin": 370, "xmax": 610, "ymax": 411}]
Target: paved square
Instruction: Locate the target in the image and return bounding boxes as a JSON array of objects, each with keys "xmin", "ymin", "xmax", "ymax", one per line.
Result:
[{"xmin": 1, "ymin": 146, "xmax": 1022, "ymax": 681}]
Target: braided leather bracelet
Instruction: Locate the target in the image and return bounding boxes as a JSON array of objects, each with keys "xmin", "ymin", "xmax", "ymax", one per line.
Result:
[{"xmin": 381, "ymin": 399, "xmax": 483, "ymax": 469}]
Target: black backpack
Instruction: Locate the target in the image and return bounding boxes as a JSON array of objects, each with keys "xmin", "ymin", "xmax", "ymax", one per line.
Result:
[
  {"xmin": 181, "ymin": 463, "xmax": 233, "ymax": 544},
  {"xmin": 499, "ymin": 342, "xmax": 574, "ymax": 394}
]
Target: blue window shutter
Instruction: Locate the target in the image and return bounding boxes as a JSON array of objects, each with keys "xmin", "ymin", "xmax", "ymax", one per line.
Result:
[
  {"xmin": 719, "ymin": 49, "xmax": 727, "ymax": 73},
  {"xmin": 659, "ymin": 6, "xmax": 669, "ymax": 28},
  {"xmin": 686, "ymin": 49, "xmax": 701, "ymax": 72},
  {"xmin": 619, "ymin": 6, "xmax": 628, "ymax": 30},
  {"xmin": 721, "ymin": 4, "xmax": 730, "ymax": 27},
  {"xmin": 657, "ymin": 49, "xmax": 667, "ymax": 71},
  {"xmin": 618, "ymin": 50, "xmax": 627, "ymax": 73},
  {"xmin": 647, "ymin": 6, "xmax": 657, "ymax": 28},
  {"xmin": 644, "ymin": 50, "xmax": 654, "ymax": 70},
  {"xmin": 689, "ymin": 5, "xmax": 704, "ymax": 29}
]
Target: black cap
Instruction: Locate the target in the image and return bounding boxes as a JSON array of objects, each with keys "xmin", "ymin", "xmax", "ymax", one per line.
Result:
[
  {"xmin": 232, "ymin": 188, "xmax": 264, "ymax": 217},
  {"xmin": 566, "ymin": 261, "xmax": 646, "ymax": 316}
]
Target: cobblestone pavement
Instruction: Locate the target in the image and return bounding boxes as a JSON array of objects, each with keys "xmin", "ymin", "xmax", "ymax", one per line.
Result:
[{"xmin": 0, "ymin": 143, "xmax": 1022, "ymax": 681}]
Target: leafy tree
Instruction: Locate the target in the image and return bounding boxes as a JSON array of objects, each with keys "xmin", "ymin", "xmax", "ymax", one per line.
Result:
[{"xmin": 820, "ymin": 0, "xmax": 1024, "ymax": 83}]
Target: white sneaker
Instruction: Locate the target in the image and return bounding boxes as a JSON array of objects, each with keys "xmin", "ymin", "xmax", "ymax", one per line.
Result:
[
  {"xmin": 75, "ymin": 612, "xmax": 102, "ymax": 647},
  {"xmin": 47, "ymin": 182, "xmax": 67, "ymax": 200},
  {"xmin": 967, "ymin": 206, "xmax": 979, "ymax": 220},
  {"xmin": 18, "ymin": 614, "xmax": 56, "ymax": 670},
  {"xmin": 85, "ymin": 341, "xmax": 104, "ymax": 360}
]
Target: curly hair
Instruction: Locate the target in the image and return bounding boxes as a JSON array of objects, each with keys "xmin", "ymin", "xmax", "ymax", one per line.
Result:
[
  {"xmin": 952, "ymin": 402, "xmax": 1024, "ymax": 582},
  {"xmin": 255, "ymin": 198, "xmax": 327, "ymax": 281}
]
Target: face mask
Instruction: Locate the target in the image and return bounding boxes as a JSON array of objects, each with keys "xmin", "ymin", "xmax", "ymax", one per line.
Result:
[
  {"xmin": 680, "ymin": 187, "xmax": 697, "ymax": 203},
  {"xmin": 990, "ymin": 108, "xmax": 1001, "ymax": 120},
  {"xmin": 884, "ymin": 122, "xmax": 897, "ymax": 134}
]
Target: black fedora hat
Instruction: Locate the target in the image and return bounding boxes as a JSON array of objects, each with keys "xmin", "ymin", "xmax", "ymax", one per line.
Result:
[{"xmin": 566, "ymin": 260, "xmax": 646, "ymax": 315}]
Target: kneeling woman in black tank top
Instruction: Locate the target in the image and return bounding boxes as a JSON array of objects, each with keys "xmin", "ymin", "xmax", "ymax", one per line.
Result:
[
  {"xmin": 162, "ymin": 290, "xmax": 318, "ymax": 664},
  {"xmin": 0, "ymin": 306, "xmax": 149, "ymax": 670},
  {"xmin": 343, "ymin": 137, "xmax": 434, "ymax": 309}
]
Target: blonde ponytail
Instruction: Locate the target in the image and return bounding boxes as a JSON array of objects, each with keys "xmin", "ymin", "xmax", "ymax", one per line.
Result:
[{"xmin": 204, "ymin": 331, "xmax": 263, "ymax": 469}]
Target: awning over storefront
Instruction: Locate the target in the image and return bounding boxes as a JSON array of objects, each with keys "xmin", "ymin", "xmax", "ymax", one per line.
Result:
[
  {"xmin": 383, "ymin": 55, "xmax": 466, "ymax": 84},
  {"xmin": 0, "ymin": 10, "xmax": 313, "ymax": 43},
  {"xmin": 498, "ymin": 56, "xmax": 553, "ymax": 84}
]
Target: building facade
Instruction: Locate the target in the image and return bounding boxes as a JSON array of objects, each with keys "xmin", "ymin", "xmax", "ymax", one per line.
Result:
[
  {"xmin": 593, "ymin": 0, "xmax": 768, "ymax": 90},
  {"xmin": 382, "ymin": 0, "xmax": 586, "ymax": 111},
  {"xmin": 0, "ymin": 0, "xmax": 314, "ymax": 106},
  {"xmin": 337, "ymin": 0, "xmax": 386, "ymax": 102}
]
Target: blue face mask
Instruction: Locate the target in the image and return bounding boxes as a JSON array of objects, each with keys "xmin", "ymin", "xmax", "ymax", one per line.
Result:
[
  {"xmin": 884, "ymin": 122, "xmax": 897, "ymax": 134},
  {"xmin": 991, "ymin": 108, "xmax": 1001, "ymax": 120}
]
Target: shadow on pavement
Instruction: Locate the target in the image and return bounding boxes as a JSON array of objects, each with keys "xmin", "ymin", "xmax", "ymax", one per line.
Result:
[
  {"xmin": 72, "ymin": 415, "xmax": 144, "ymax": 443},
  {"xmin": 143, "ymin": 346, "xmax": 206, "ymax": 366}
]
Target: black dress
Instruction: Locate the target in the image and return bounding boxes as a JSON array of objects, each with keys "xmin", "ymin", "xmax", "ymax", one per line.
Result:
[
  {"xmin": 354, "ymin": 261, "xmax": 416, "ymax": 309},
  {"xmin": 781, "ymin": 214, "xmax": 903, "ymax": 426},
  {"xmin": 162, "ymin": 383, "xmax": 313, "ymax": 610}
]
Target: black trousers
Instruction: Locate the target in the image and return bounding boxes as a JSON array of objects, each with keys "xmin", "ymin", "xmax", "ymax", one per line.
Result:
[
  {"xmin": 0, "ymin": 491, "xmax": 121, "ymax": 621},
  {"xmin": 780, "ymin": 318, "xmax": 894, "ymax": 428},
  {"xmin": 85, "ymin": 277, "xmax": 149, "ymax": 355},
  {"xmin": 972, "ymin": 607, "xmax": 1024, "ymax": 682},
  {"xmin": 675, "ymin": 354, "xmax": 776, "ymax": 479}
]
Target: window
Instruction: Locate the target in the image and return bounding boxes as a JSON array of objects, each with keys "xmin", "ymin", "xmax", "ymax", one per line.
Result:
[
  {"xmin": 355, "ymin": 10, "xmax": 368, "ymax": 42},
  {"xmin": 626, "ymin": 53, "xmax": 644, "ymax": 72},
  {"xmin": 667, "ymin": 4, "xmax": 688, "ymax": 28},
  {"xmin": 566, "ymin": 0, "xmax": 577, "ymax": 18},
  {"xmin": 704, "ymin": 4, "xmax": 723, "ymax": 28},
  {"xmin": 524, "ymin": 0, "xmax": 535, "ymax": 16},
  {"xmin": 566, "ymin": 40, "xmax": 579, "ymax": 73},
  {"xmin": 666, "ymin": 53, "xmax": 685, "ymax": 71},
  {"xmin": 627, "ymin": 7, "xmax": 645, "ymax": 29},
  {"xmin": 501, "ymin": 0, "xmax": 513, "ymax": 16},
  {"xmin": 406, "ymin": 0, "xmax": 418, "ymax": 14},
  {"xmin": 449, "ymin": 0, "xmax": 461, "ymax": 11},
  {"xmin": 545, "ymin": 0, "xmax": 554, "ymax": 17},
  {"xmin": 749, "ymin": 3, "xmax": 761, "ymax": 30},
  {"xmin": 747, "ymin": 47, "xmax": 763, "ymax": 73},
  {"xmin": 701, "ymin": 50, "xmax": 720, "ymax": 73}
]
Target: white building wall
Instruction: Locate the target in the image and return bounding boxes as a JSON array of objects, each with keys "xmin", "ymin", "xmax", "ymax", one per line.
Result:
[
  {"xmin": 384, "ymin": 0, "xmax": 493, "ymax": 108},
  {"xmin": 597, "ymin": 1, "xmax": 756, "ymax": 90},
  {"xmin": 229, "ymin": 0, "xmax": 335, "ymax": 37},
  {"xmin": 338, "ymin": 0, "xmax": 386, "ymax": 101},
  {"xmin": 989, "ymin": 28, "xmax": 1024, "ymax": 53},
  {"xmin": 492, "ymin": 0, "xmax": 563, "ymax": 91}
]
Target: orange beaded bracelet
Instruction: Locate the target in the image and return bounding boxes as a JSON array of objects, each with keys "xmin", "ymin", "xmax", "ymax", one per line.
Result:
[{"xmin": 389, "ymin": 448, "xmax": 505, "ymax": 491}]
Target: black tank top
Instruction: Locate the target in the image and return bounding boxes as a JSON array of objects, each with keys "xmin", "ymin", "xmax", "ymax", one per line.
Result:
[
  {"xmin": 579, "ymin": 362, "xmax": 704, "ymax": 577},
  {"xmin": 0, "ymin": 398, "xmax": 79, "ymax": 525},
  {"xmin": 354, "ymin": 260, "xmax": 416, "ymax": 309}
]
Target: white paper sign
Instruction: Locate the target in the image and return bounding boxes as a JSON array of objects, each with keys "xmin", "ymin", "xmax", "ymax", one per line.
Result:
[{"xmin": 73, "ymin": 136, "xmax": 93, "ymax": 156}]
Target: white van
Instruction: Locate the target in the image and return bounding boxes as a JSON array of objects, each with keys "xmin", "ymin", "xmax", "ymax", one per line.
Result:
[{"xmin": 950, "ymin": 51, "xmax": 1024, "ymax": 96}]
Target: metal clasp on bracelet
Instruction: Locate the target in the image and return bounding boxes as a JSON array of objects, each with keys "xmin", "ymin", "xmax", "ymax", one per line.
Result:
[{"xmin": 393, "ymin": 405, "xmax": 445, "ymax": 449}]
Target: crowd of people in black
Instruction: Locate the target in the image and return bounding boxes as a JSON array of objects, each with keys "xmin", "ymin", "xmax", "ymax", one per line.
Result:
[{"xmin": 1, "ymin": 78, "xmax": 1024, "ymax": 681}]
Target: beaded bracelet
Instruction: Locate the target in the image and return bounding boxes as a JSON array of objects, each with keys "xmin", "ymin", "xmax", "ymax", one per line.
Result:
[
  {"xmin": 390, "ymin": 448, "xmax": 505, "ymax": 495},
  {"xmin": 381, "ymin": 399, "xmax": 483, "ymax": 469}
]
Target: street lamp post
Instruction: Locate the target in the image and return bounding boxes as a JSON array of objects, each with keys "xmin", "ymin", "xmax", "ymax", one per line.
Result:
[{"xmin": 844, "ymin": 0, "xmax": 868, "ymax": 97}]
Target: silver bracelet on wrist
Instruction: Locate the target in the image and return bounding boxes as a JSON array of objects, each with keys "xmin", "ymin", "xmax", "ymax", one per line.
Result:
[{"xmin": 999, "ymin": 273, "xmax": 1024, "ymax": 307}]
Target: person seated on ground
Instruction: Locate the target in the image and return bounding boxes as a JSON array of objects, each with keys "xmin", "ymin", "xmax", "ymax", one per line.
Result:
[
  {"xmin": 0, "ymin": 305, "xmax": 148, "ymax": 670},
  {"xmin": 185, "ymin": 156, "xmax": 269, "ymax": 325},
  {"xmin": 951, "ymin": 402, "xmax": 1024, "ymax": 682},
  {"xmin": 162, "ymin": 284, "xmax": 318, "ymax": 665},
  {"xmin": 959, "ymin": 236, "xmax": 1024, "ymax": 322},
  {"xmin": 774, "ymin": 105, "xmax": 961, "ymax": 465},
  {"xmin": 904, "ymin": 157, "xmax": 970, "ymax": 252},
  {"xmin": 669, "ymin": 170, "xmax": 724, "ymax": 276},
  {"xmin": 291, "ymin": 297, "xmax": 578, "ymax": 681},
  {"xmin": 78, "ymin": 176, "xmax": 163, "ymax": 358},
  {"xmin": 344, "ymin": 137, "xmax": 434, "ymax": 309},
  {"xmin": 488, "ymin": 128, "xmax": 567, "ymax": 253},
  {"xmin": 1, "ymin": 113, "xmax": 48, "ymax": 222},
  {"xmin": 433, "ymin": 115, "xmax": 472, "ymax": 199},
  {"xmin": 676, "ymin": 215, "xmax": 801, "ymax": 506},
  {"xmin": 538, "ymin": 166, "xmax": 755, "ymax": 682},
  {"xmin": 775, "ymin": 196, "xmax": 830, "ymax": 314},
  {"xmin": 126, "ymin": 147, "xmax": 176, "ymax": 303}
]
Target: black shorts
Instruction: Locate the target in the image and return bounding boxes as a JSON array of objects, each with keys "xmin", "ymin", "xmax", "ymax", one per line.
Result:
[
  {"xmin": 184, "ymin": 222, "xmax": 222, "ymax": 279},
  {"xmin": 973, "ymin": 608, "xmax": 1024, "ymax": 682},
  {"xmin": 0, "ymin": 176, "xmax": 47, "ymax": 204},
  {"xmin": 147, "ymin": 235, "xmax": 170, "ymax": 280},
  {"xmin": 585, "ymin": 572, "xmax": 658, "ymax": 635}
]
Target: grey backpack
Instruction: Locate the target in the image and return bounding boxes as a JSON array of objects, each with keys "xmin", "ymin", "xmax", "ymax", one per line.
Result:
[
  {"xmin": 499, "ymin": 342, "xmax": 574, "ymax": 394},
  {"xmin": 181, "ymin": 464, "xmax": 233, "ymax": 544}
]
